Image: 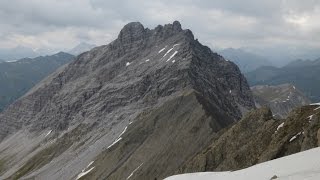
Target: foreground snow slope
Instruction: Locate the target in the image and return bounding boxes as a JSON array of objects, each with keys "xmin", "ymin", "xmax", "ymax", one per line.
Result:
[{"xmin": 166, "ymin": 147, "xmax": 320, "ymax": 180}]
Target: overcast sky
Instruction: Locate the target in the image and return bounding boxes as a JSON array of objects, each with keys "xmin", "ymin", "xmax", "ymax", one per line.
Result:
[{"xmin": 0, "ymin": 0, "xmax": 320, "ymax": 54}]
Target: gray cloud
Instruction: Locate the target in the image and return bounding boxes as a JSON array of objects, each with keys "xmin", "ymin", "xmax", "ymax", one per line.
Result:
[{"xmin": 0, "ymin": 0, "xmax": 320, "ymax": 60}]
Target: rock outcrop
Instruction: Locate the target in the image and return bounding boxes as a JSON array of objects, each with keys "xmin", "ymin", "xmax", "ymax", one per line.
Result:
[
  {"xmin": 0, "ymin": 21, "xmax": 254, "ymax": 179},
  {"xmin": 251, "ymin": 84, "xmax": 311, "ymax": 118},
  {"xmin": 177, "ymin": 103, "xmax": 320, "ymax": 174}
]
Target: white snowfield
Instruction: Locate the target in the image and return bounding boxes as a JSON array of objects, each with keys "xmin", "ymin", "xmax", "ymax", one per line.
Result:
[
  {"xmin": 165, "ymin": 147, "xmax": 320, "ymax": 180},
  {"xmin": 310, "ymin": 103, "xmax": 320, "ymax": 106}
]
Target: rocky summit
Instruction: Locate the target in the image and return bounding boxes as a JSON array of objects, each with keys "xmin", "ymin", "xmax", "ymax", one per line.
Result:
[{"xmin": 0, "ymin": 21, "xmax": 254, "ymax": 179}]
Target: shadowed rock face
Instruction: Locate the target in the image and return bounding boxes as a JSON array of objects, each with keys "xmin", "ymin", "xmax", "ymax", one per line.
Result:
[
  {"xmin": 0, "ymin": 21, "xmax": 254, "ymax": 179},
  {"xmin": 251, "ymin": 84, "xmax": 311, "ymax": 118},
  {"xmin": 177, "ymin": 104, "xmax": 320, "ymax": 174}
]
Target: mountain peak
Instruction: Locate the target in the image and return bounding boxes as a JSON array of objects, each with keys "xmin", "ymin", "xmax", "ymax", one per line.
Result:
[
  {"xmin": 121, "ymin": 22, "xmax": 144, "ymax": 30},
  {"xmin": 163, "ymin": 20, "xmax": 182, "ymax": 32},
  {"xmin": 0, "ymin": 21, "xmax": 255, "ymax": 180},
  {"xmin": 117, "ymin": 21, "xmax": 189, "ymax": 45},
  {"xmin": 118, "ymin": 22, "xmax": 145, "ymax": 43},
  {"xmin": 172, "ymin": 20, "xmax": 182, "ymax": 29}
]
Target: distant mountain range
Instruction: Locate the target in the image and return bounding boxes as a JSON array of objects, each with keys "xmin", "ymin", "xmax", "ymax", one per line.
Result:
[
  {"xmin": 218, "ymin": 48, "xmax": 272, "ymax": 72},
  {"xmin": 245, "ymin": 58, "xmax": 320, "ymax": 102},
  {"xmin": 68, "ymin": 42, "xmax": 96, "ymax": 55},
  {"xmin": 285, "ymin": 58, "xmax": 320, "ymax": 67},
  {"xmin": 0, "ymin": 43, "xmax": 95, "ymax": 61},
  {"xmin": 242, "ymin": 46, "xmax": 320, "ymax": 67},
  {"xmin": 0, "ymin": 46, "xmax": 40, "ymax": 60},
  {"xmin": 0, "ymin": 52, "xmax": 74, "ymax": 111}
]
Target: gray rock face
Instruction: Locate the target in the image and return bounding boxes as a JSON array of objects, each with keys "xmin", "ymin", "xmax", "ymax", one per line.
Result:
[
  {"xmin": 251, "ymin": 84, "xmax": 311, "ymax": 118},
  {"xmin": 178, "ymin": 104, "xmax": 320, "ymax": 174},
  {"xmin": 0, "ymin": 21, "xmax": 254, "ymax": 179}
]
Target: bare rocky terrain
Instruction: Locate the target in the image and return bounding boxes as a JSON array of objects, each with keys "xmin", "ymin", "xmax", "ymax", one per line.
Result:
[
  {"xmin": 0, "ymin": 21, "xmax": 255, "ymax": 180},
  {"xmin": 177, "ymin": 103, "xmax": 320, "ymax": 174},
  {"xmin": 251, "ymin": 84, "xmax": 311, "ymax": 118}
]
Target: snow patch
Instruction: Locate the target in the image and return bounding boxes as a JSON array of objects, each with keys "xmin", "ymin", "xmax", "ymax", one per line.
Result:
[
  {"xmin": 76, "ymin": 161, "xmax": 95, "ymax": 180},
  {"xmin": 315, "ymin": 106, "xmax": 320, "ymax": 111},
  {"xmin": 276, "ymin": 122, "xmax": 284, "ymax": 131},
  {"xmin": 289, "ymin": 132, "xmax": 302, "ymax": 142},
  {"xmin": 229, "ymin": 90, "xmax": 232, "ymax": 94},
  {"xmin": 145, "ymin": 59, "xmax": 150, "ymax": 62},
  {"xmin": 119, "ymin": 126, "xmax": 127, "ymax": 137},
  {"xmin": 107, "ymin": 126, "xmax": 128, "ymax": 149},
  {"xmin": 310, "ymin": 102, "xmax": 320, "ymax": 106},
  {"xmin": 76, "ymin": 167, "xmax": 94, "ymax": 180},
  {"xmin": 163, "ymin": 48, "xmax": 174, "ymax": 57},
  {"xmin": 127, "ymin": 163, "xmax": 143, "ymax": 179},
  {"xmin": 308, "ymin": 115, "xmax": 315, "ymax": 122},
  {"xmin": 158, "ymin": 47, "xmax": 166, "ymax": 53},
  {"xmin": 126, "ymin": 62, "xmax": 131, "ymax": 66},
  {"xmin": 87, "ymin": 161, "xmax": 94, "ymax": 168},
  {"xmin": 166, "ymin": 51, "xmax": 178, "ymax": 62},
  {"xmin": 107, "ymin": 137, "xmax": 122, "ymax": 149},
  {"xmin": 45, "ymin": 130, "xmax": 52, "ymax": 137},
  {"xmin": 172, "ymin": 60, "xmax": 176, "ymax": 63}
]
